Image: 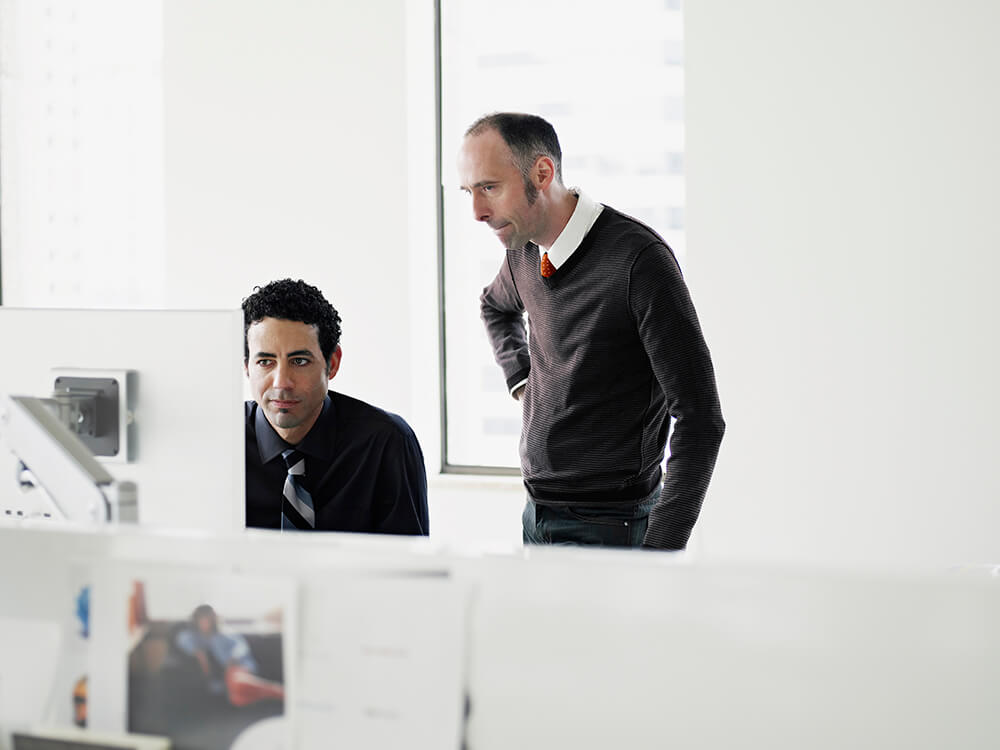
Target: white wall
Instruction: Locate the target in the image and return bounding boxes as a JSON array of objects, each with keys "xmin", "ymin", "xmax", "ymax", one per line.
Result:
[
  {"xmin": 163, "ymin": 0, "xmax": 413, "ymax": 418},
  {"xmin": 686, "ymin": 0, "xmax": 1000, "ymax": 566}
]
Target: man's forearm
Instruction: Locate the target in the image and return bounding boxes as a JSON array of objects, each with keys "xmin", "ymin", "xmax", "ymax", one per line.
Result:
[
  {"xmin": 641, "ymin": 408, "xmax": 725, "ymax": 550},
  {"xmin": 480, "ymin": 273, "xmax": 530, "ymax": 388}
]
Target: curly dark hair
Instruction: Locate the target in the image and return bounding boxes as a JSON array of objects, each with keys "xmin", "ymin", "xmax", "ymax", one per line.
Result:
[{"xmin": 242, "ymin": 278, "xmax": 342, "ymax": 364}]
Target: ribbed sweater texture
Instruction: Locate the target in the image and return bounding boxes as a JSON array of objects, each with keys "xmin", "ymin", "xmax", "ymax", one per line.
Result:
[{"xmin": 480, "ymin": 206, "xmax": 725, "ymax": 549}]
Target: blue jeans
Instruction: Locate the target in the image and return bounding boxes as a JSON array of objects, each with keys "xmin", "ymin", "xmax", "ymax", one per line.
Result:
[{"xmin": 522, "ymin": 488, "xmax": 660, "ymax": 548}]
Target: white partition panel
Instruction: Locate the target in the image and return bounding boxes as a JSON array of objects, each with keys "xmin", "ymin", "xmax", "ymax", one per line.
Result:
[
  {"xmin": 465, "ymin": 549, "xmax": 1000, "ymax": 749},
  {"xmin": 1, "ymin": 526, "xmax": 998, "ymax": 749}
]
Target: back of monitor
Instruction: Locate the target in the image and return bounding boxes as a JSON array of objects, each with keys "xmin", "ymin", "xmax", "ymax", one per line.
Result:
[{"xmin": 0, "ymin": 308, "xmax": 245, "ymax": 533}]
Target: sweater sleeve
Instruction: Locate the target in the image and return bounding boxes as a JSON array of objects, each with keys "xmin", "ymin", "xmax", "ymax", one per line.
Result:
[
  {"xmin": 480, "ymin": 255, "xmax": 531, "ymax": 392},
  {"xmin": 628, "ymin": 243, "xmax": 725, "ymax": 550}
]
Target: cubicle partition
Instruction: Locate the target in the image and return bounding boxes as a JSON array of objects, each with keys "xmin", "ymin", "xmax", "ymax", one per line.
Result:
[
  {"xmin": 0, "ymin": 524, "xmax": 465, "ymax": 750},
  {"xmin": 1, "ymin": 523, "xmax": 998, "ymax": 749}
]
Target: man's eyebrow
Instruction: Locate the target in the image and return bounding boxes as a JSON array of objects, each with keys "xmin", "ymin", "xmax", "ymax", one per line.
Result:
[
  {"xmin": 253, "ymin": 349, "xmax": 315, "ymax": 359},
  {"xmin": 460, "ymin": 180, "xmax": 495, "ymax": 192}
]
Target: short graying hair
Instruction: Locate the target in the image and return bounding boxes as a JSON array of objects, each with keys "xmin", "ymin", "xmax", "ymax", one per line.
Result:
[{"xmin": 465, "ymin": 112, "xmax": 564, "ymax": 188}]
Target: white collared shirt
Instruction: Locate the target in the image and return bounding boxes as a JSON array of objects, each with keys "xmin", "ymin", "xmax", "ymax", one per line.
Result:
[{"xmin": 540, "ymin": 189, "xmax": 604, "ymax": 269}]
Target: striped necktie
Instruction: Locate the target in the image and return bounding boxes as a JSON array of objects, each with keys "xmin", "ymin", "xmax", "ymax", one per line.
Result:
[{"xmin": 281, "ymin": 448, "xmax": 315, "ymax": 530}]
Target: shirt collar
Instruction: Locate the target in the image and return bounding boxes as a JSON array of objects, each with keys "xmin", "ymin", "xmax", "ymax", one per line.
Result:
[
  {"xmin": 255, "ymin": 393, "xmax": 336, "ymax": 464},
  {"xmin": 541, "ymin": 189, "xmax": 604, "ymax": 269}
]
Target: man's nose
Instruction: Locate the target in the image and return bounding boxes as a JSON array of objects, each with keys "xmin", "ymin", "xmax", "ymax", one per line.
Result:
[
  {"xmin": 472, "ymin": 192, "xmax": 490, "ymax": 223},
  {"xmin": 272, "ymin": 361, "xmax": 294, "ymax": 389}
]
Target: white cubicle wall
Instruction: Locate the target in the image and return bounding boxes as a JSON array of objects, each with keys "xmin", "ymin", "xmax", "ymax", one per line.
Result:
[
  {"xmin": 465, "ymin": 551, "xmax": 1000, "ymax": 749},
  {"xmin": 0, "ymin": 308, "xmax": 245, "ymax": 532},
  {"xmin": 1, "ymin": 524, "xmax": 997, "ymax": 750},
  {"xmin": 0, "ymin": 525, "xmax": 466, "ymax": 750}
]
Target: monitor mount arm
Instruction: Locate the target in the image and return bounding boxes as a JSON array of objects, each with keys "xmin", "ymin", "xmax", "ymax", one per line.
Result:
[{"xmin": 2, "ymin": 395, "xmax": 137, "ymax": 523}]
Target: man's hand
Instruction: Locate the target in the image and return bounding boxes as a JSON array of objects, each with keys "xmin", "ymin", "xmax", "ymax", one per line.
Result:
[{"xmin": 512, "ymin": 384, "xmax": 526, "ymax": 401}]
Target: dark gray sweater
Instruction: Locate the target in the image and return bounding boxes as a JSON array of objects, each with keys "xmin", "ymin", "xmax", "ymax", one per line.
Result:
[{"xmin": 480, "ymin": 205, "xmax": 725, "ymax": 550}]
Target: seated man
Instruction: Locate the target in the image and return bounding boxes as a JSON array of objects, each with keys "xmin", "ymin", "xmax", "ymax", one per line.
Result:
[{"xmin": 243, "ymin": 278, "xmax": 428, "ymax": 535}]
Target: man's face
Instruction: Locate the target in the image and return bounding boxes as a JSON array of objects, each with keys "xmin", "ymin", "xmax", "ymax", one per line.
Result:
[
  {"xmin": 245, "ymin": 317, "xmax": 341, "ymax": 444},
  {"xmin": 195, "ymin": 613, "xmax": 216, "ymax": 635},
  {"xmin": 458, "ymin": 128, "xmax": 543, "ymax": 251}
]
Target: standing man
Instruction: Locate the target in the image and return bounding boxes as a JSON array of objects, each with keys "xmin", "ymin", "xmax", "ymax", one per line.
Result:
[
  {"xmin": 458, "ymin": 113, "xmax": 724, "ymax": 550},
  {"xmin": 243, "ymin": 278, "xmax": 428, "ymax": 535}
]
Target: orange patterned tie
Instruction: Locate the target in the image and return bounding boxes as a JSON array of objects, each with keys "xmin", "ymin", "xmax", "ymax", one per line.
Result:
[{"xmin": 540, "ymin": 251, "xmax": 556, "ymax": 278}]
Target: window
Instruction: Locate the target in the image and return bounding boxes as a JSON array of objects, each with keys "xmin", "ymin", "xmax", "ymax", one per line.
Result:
[{"xmin": 439, "ymin": 0, "xmax": 686, "ymax": 471}]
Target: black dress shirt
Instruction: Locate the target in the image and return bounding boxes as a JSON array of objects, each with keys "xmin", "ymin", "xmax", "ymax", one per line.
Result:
[{"xmin": 245, "ymin": 391, "xmax": 429, "ymax": 535}]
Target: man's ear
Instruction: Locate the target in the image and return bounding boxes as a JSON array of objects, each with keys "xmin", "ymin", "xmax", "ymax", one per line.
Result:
[
  {"xmin": 533, "ymin": 155, "xmax": 556, "ymax": 191},
  {"xmin": 244, "ymin": 360, "xmax": 249, "ymax": 378},
  {"xmin": 327, "ymin": 345, "xmax": 343, "ymax": 379}
]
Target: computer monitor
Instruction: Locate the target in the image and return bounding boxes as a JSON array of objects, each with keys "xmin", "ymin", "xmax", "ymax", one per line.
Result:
[{"xmin": 0, "ymin": 308, "xmax": 245, "ymax": 532}]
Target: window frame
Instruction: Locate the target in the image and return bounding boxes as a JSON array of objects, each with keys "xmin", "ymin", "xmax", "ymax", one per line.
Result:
[{"xmin": 434, "ymin": 0, "xmax": 518, "ymax": 476}]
